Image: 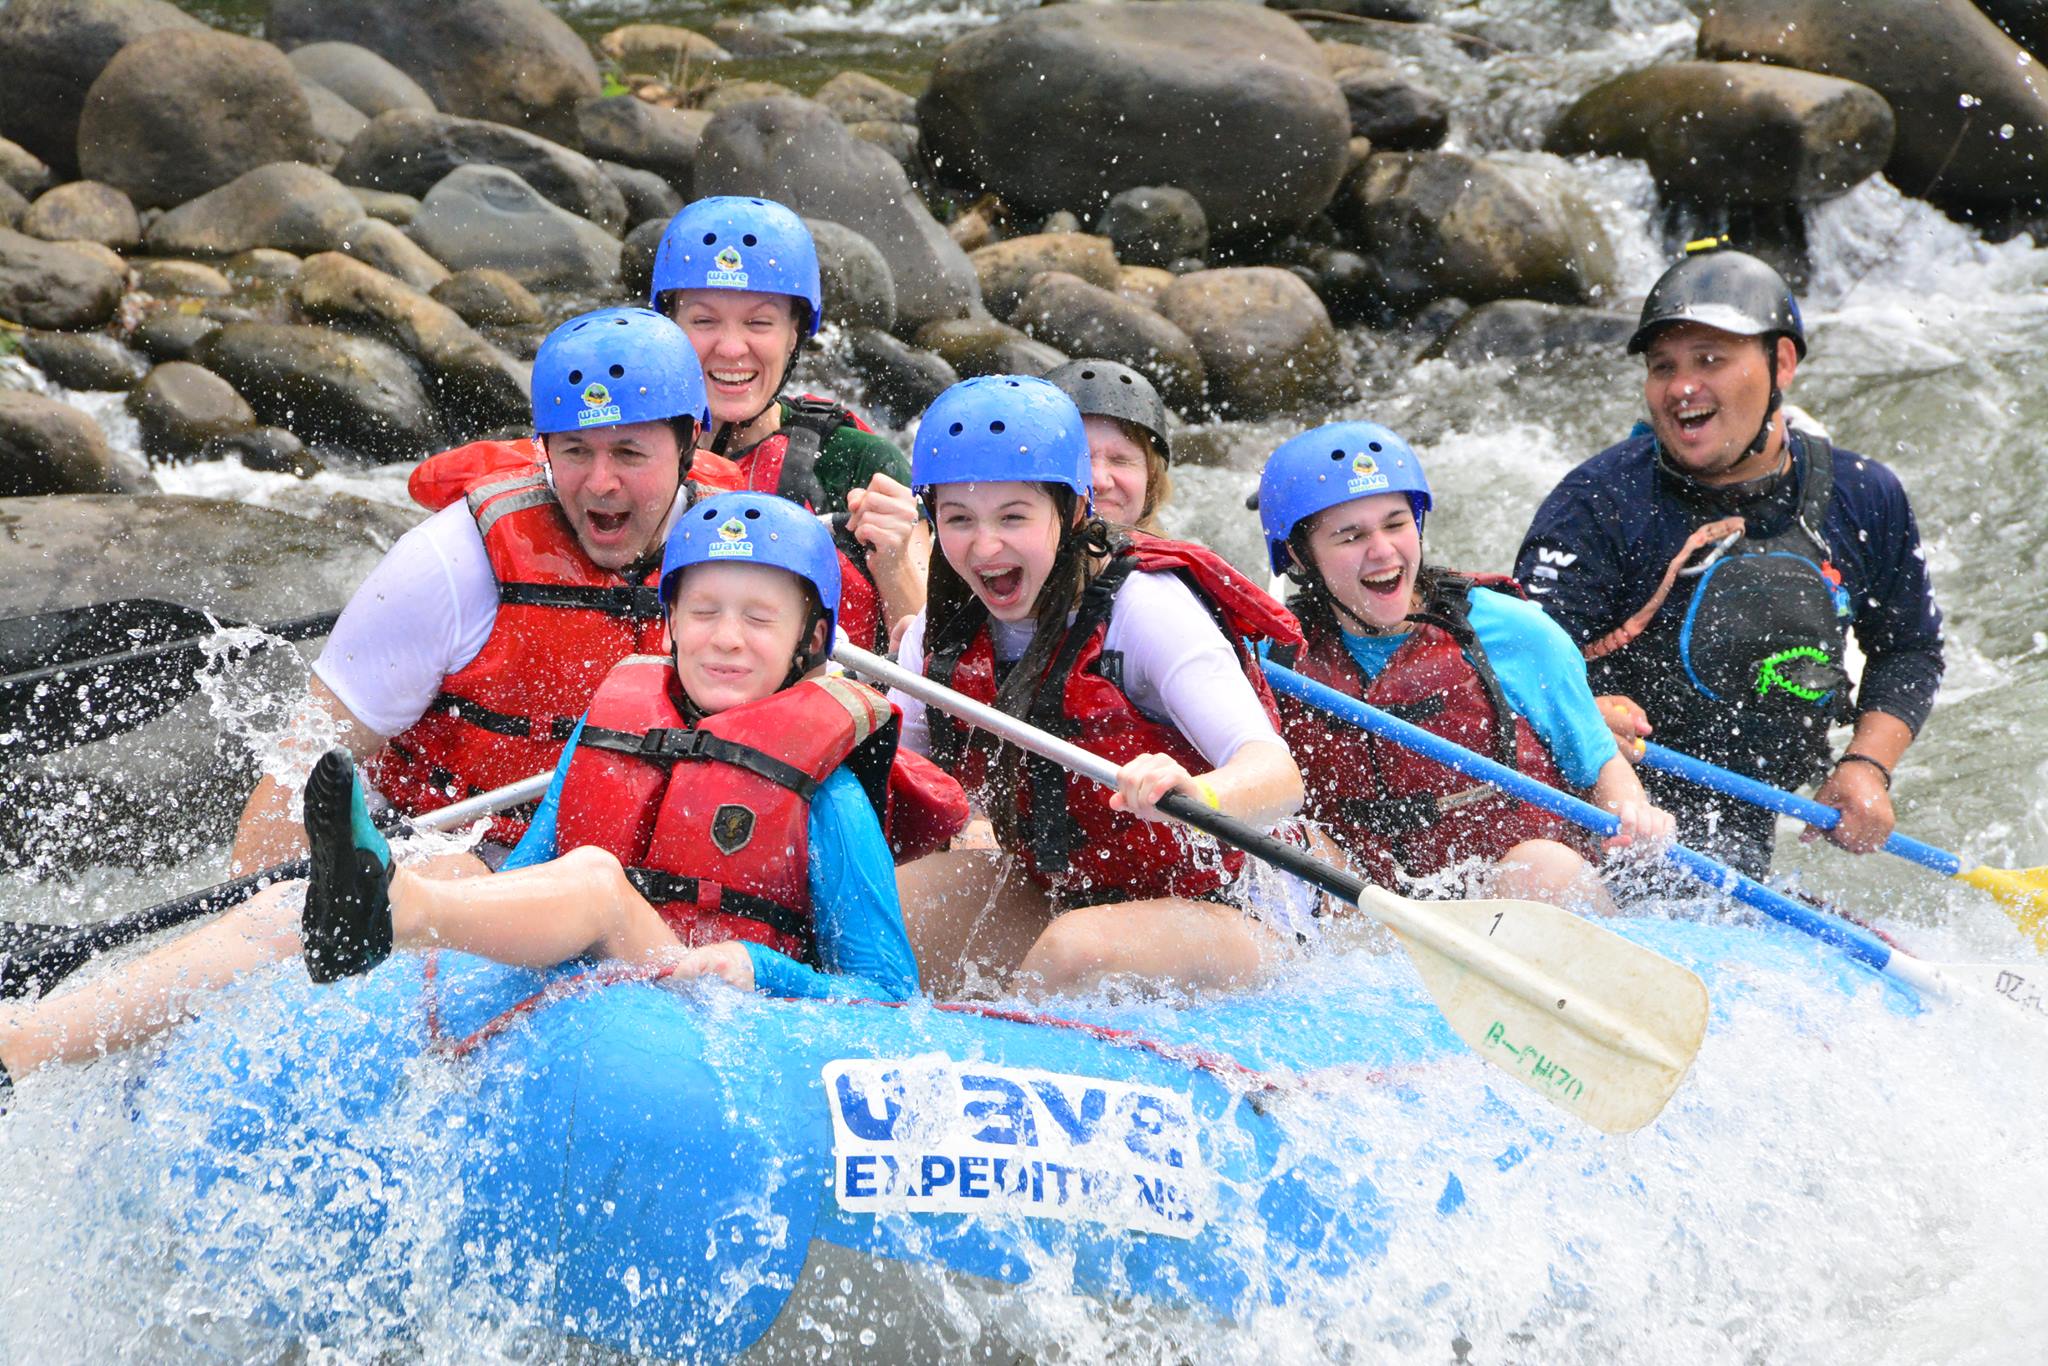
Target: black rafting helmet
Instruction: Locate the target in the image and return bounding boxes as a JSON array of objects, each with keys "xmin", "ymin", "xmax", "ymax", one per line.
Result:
[{"xmin": 1043, "ymin": 358, "xmax": 1171, "ymax": 461}]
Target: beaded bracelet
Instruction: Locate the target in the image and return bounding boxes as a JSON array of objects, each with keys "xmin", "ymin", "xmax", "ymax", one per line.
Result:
[{"xmin": 1833, "ymin": 752, "xmax": 1893, "ymax": 790}]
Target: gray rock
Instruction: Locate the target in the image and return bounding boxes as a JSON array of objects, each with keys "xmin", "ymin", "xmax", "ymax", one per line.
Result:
[
  {"xmin": 133, "ymin": 259, "xmax": 232, "ymax": 298},
  {"xmin": 19, "ymin": 180, "xmax": 140, "ymax": 250},
  {"xmin": 0, "ymin": 0, "xmax": 204, "ymax": 177},
  {"xmin": 349, "ymin": 187, "xmax": 420, "ymax": 225},
  {"xmin": 430, "ymin": 267, "xmax": 542, "ymax": 328},
  {"xmin": 1039, "ymin": 210, "xmax": 1083, "ymax": 236},
  {"xmin": 225, "ymin": 248, "xmax": 304, "ymax": 288},
  {"xmin": 0, "ymin": 182, "xmax": 25, "ymax": 231},
  {"xmin": 597, "ymin": 23, "xmax": 729, "ymax": 72},
  {"xmin": 270, "ymin": 0, "xmax": 601, "ymax": 145},
  {"xmin": 127, "ymin": 360, "xmax": 258, "ymax": 460},
  {"xmin": 197, "ymin": 321, "xmax": 444, "ymax": 462},
  {"xmin": 338, "ymin": 109, "xmax": 629, "ymax": 234},
  {"xmin": 696, "ymin": 96, "xmax": 979, "ymax": 333},
  {"xmin": 848, "ymin": 327, "xmax": 958, "ymax": 423},
  {"xmin": 1420, "ymin": 298, "xmax": 1638, "ymax": 365},
  {"xmin": 600, "ymin": 161, "xmax": 683, "ymax": 229},
  {"xmin": 18, "ymin": 330, "xmax": 150, "ymax": 391},
  {"xmin": 806, "ymin": 218, "xmax": 897, "ymax": 333},
  {"xmin": 295, "ymin": 251, "xmax": 529, "ymax": 439},
  {"xmin": 143, "ymin": 162, "xmax": 365, "ymax": 257},
  {"xmin": 1551, "ymin": 61, "xmax": 1894, "ymax": 203},
  {"xmin": 1097, "ymin": 187, "xmax": 1208, "ymax": 269},
  {"xmin": 1303, "ymin": 245, "xmax": 1393, "ymax": 325},
  {"xmin": 848, "ymin": 121, "xmax": 920, "ymax": 168},
  {"xmin": 199, "ymin": 425, "xmax": 321, "ymax": 476},
  {"xmin": 707, "ymin": 18, "xmax": 801, "ymax": 58},
  {"xmin": 0, "ymin": 227, "xmax": 124, "ymax": 329},
  {"xmin": 77, "ymin": 29, "xmax": 320, "ymax": 210},
  {"xmin": 1157, "ymin": 266, "xmax": 1349, "ymax": 418},
  {"xmin": 620, "ymin": 216, "xmax": 667, "ymax": 300},
  {"xmin": 576, "ymin": 96, "xmax": 710, "ymax": 196},
  {"xmin": 1336, "ymin": 62, "xmax": 1449, "ymax": 150},
  {"xmin": 696, "ymin": 80, "xmax": 802, "ymax": 115},
  {"xmin": 815, "ymin": 71, "xmax": 916, "ymax": 125},
  {"xmin": 1698, "ymin": 0, "xmax": 2048, "ymax": 211},
  {"xmin": 0, "ymin": 137, "xmax": 55, "ymax": 200},
  {"xmin": 920, "ymin": 3, "xmax": 1350, "ymax": 246},
  {"xmin": 970, "ymin": 233, "xmax": 1122, "ymax": 322},
  {"xmin": 0, "ymin": 389, "xmax": 122, "ymax": 493},
  {"xmin": 1346, "ymin": 151, "xmax": 1617, "ymax": 308},
  {"xmin": 1116, "ymin": 264, "xmax": 1175, "ymax": 312},
  {"xmin": 914, "ymin": 317, "xmax": 1067, "ymax": 379},
  {"xmin": 408, "ymin": 164, "xmax": 623, "ymax": 292},
  {"xmin": 1012, "ymin": 271, "xmax": 1206, "ymax": 413},
  {"xmin": 131, "ymin": 312, "xmax": 220, "ymax": 362},
  {"xmin": 339, "ymin": 216, "xmax": 450, "ymax": 291},
  {"xmin": 300, "ymin": 76, "xmax": 371, "ymax": 171},
  {"xmin": 286, "ymin": 41, "xmax": 436, "ymax": 120}
]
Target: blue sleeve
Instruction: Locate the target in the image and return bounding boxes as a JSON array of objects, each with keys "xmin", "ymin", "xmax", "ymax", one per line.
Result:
[
  {"xmin": 1828, "ymin": 448, "xmax": 1944, "ymax": 733},
  {"xmin": 1514, "ymin": 441, "xmax": 1646, "ymax": 647},
  {"xmin": 496, "ymin": 715, "xmax": 585, "ymax": 871},
  {"xmin": 1466, "ymin": 588, "xmax": 1620, "ymax": 789},
  {"xmin": 743, "ymin": 766, "xmax": 920, "ymax": 1002}
]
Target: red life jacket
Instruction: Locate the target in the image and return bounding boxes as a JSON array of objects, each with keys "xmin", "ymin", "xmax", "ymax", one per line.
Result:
[
  {"xmin": 557, "ymin": 655, "xmax": 968, "ymax": 960},
  {"xmin": 926, "ymin": 532, "xmax": 1303, "ymax": 905},
  {"xmin": 1273, "ymin": 572, "xmax": 1595, "ymax": 886},
  {"xmin": 367, "ymin": 440, "xmax": 727, "ymax": 845}
]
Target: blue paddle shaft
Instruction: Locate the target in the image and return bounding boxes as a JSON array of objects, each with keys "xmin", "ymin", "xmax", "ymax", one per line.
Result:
[
  {"xmin": 1639, "ymin": 742, "xmax": 1964, "ymax": 877},
  {"xmin": 1260, "ymin": 661, "xmax": 1898, "ymax": 973}
]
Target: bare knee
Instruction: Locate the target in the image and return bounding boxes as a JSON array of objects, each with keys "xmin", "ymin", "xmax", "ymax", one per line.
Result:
[
  {"xmin": 1492, "ymin": 840, "xmax": 1608, "ymax": 911},
  {"xmin": 1019, "ymin": 913, "xmax": 1116, "ymax": 996}
]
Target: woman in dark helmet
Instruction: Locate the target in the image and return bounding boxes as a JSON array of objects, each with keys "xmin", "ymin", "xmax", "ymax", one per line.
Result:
[
  {"xmin": 1044, "ymin": 358, "xmax": 1174, "ymax": 532},
  {"xmin": 1514, "ymin": 241, "xmax": 1945, "ymax": 878}
]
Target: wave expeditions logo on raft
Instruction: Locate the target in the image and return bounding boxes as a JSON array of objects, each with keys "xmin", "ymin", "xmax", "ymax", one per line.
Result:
[
  {"xmin": 824, "ymin": 1058, "xmax": 1211, "ymax": 1238},
  {"xmin": 577, "ymin": 381, "xmax": 621, "ymax": 427},
  {"xmin": 708, "ymin": 516, "xmax": 756, "ymax": 558},
  {"xmin": 707, "ymin": 245, "xmax": 749, "ymax": 288}
]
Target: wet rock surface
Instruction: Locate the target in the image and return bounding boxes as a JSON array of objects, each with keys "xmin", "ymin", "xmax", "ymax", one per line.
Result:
[
  {"xmin": 0, "ymin": 228, "xmax": 125, "ymax": 330},
  {"xmin": 285, "ymin": 41, "xmax": 436, "ymax": 120},
  {"xmin": 1158, "ymin": 266, "xmax": 1350, "ymax": 417},
  {"xmin": 127, "ymin": 360, "xmax": 258, "ymax": 460},
  {"xmin": 195, "ymin": 321, "xmax": 446, "ymax": 463},
  {"xmin": 1013, "ymin": 271, "xmax": 1206, "ymax": 413},
  {"xmin": 971, "ymin": 233, "xmax": 1122, "ymax": 321},
  {"xmin": 337, "ymin": 109, "xmax": 628, "ymax": 234},
  {"xmin": 17, "ymin": 331, "xmax": 151, "ymax": 392},
  {"xmin": 807, "ymin": 218, "xmax": 898, "ymax": 333},
  {"xmin": 0, "ymin": 391, "xmax": 129, "ymax": 494},
  {"xmin": 407, "ymin": 164, "xmax": 622, "ymax": 292},
  {"xmin": 0, "ymin": 0, "xmax": 204, "ymax": 177},
  {"xmin": 143, "ymin": 162, "xmax": 364, "ymax": 258},
  {"xmin": 18, "ymin": 181, "xmax": 140, "ymax": 250}
]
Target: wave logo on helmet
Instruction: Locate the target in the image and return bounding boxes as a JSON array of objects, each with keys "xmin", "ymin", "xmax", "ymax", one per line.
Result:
[
  {"xmin": 1348, "ymin": 449, "xmax": 1390, "ymax": 493},
  {"xmin": 708, "ymin": 245, "xmax": 748, "ymax": 289},
  {"xmin": 577, "ymin": 381, "xmax": 621, "ymax": 427},
  {"xmin": 708, "ymin": 515, "xmax": 755, "ymax": 558}
]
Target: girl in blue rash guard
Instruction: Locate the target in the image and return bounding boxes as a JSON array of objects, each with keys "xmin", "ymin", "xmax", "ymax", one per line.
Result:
[{"xmin": 298, "ymin": 493, "xmax": 966, "ymax": 1003}]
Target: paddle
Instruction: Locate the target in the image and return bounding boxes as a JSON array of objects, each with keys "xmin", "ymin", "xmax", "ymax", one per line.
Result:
[
  {"xmin": 835, "ymin": 642, "xmax": 1709, "ymax": 1137},
  {"xmin": 1637, "ymin": 740, "xmax": 2048, "ymax": 949},
  {"xmin": 1260, "ymin": 660, "xmax": 2048, "ymax": 1026},
  {"xmin": 0, "ymin": 767, "xmax": 551, "ymax": 1000},
  {"xmin": 0, "ymin": 599, "xmax": 341, "ymax": 757}
]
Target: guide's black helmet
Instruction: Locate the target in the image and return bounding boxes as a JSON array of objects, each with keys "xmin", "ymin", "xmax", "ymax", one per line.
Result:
[
  {"xmin": 1628, "ymin": 243, "xmax": 1806, "ymax": 360},
  {"xmin": 1043, "ymin": 358, "xmax": 1172, "ymax": 461}
]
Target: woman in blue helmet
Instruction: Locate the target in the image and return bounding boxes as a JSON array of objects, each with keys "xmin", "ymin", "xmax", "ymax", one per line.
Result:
[
  {"xmin": 1259, "ymin": 422, "xmax": 1671, "ymax": 910},
  {"xmin": 297, "ymin": 492, "xmax": 967, "ymax": 1000},
  {"xmin": 891, "ymin": 376, "xmax": 1307, "ymax": 1000},
  {"xmin": 652, "ymin": 196, "xmax": 927, "ymax": 636}
]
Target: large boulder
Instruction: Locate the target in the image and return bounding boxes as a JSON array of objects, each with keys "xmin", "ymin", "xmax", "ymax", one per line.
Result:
[
  {"xmin": 806, "ymin": 219, "xmax": 897, "ymax": 333},
  {"xmin": 269, "ymin": 0, "xmax": 600, "ymax": 145},
  {"xmin": 1550, "ymin": 61, "xmax": 1895, "ymax": 203},
  {"xmin": 336, "ymin": 109, "xmax": 628, "ymax": 234},
  {"xmin": 431, "ymin": 268, "xmax": 542, "ymax": 328},
  {"xmin": 695, "ymin": 96, "xmax": 979, "ymax": 333},
  {"xmin": 0, "ymin": 390, "xmax": 126, "ymax": 493},
  {"xmin": 298, "ymin": 77, "xmax": 371, "ymax": 170},
  {"xmin": 815, "ymin": 71, "xmax": 916, "ymax": 125},
  {"xmin": 408, "ymin": 165, "xmax": 622, "ymax": 292},
  {"xmin": 1420, "ymin": 299, "xmax": 1638, "ymax": 365},
  {"xmin": 1336, "ymin": 59, "xmax": 1450, "ymax": 150},
  {"xmin": 1698, "ymin": 0, "xmax": 2048, "ymax": 212},
  {"xmin": 143, "ymin": 162, "xmax": 364, "ymax": 257},
  {"xmin": 285, "ymin": 41, "xmax": 435, "ymax": 120},
  {"xmin": 914, "ymin": 317, "xmax": 1067, "ymax": 379},
  {"xmin": 602, "ymin": 161, "xmax": 681, "ymax": 230},
  {"xmin": 576, "ymin": 97, "xmax": 710, "ymax": 196},
  {"xmin": 1012, "ymin": 272, "xmax": 1206, "ymax": 414},
  {"xmin": 1157, "ymin": 267, "xmax": 1349, "ymax": 418},
  {"xmin": 126, "ymin": 360, "xmax": 258, "ymax": 460},
  {"xmin": 0, "ymin": 228, "xmax": 124, "ymax": 330},
  {"xmin": 1346, "ymin": 151, "xmax": 1617, "ymax": 308},
  {"xmin": 17, "ymin": 330, "xmax": 151, "ymax": 391},
  {"xmin": 18, "ymin": 181, "xmax": 140, "ymax": 250},
  {"xmin": 77, "ymin": 29, "xmax": 321, "ymax": 210},
  {"xmin": 294, "ymin": 251, "xmax": 529, "ymax": 437},
  {"xmin": 969, "ymin": 233, "xmax": 1121, "ymax": 321},
  {"xmin": 196, "ymin": 321, "xmax": 445, "ymax": 462},
  {"xmin": 339, "ymin": 217, "xmax": 450, "ymax": 292},
  {"xmin": 596, "ymin": 23, "xmax": 729, "ymax": 72},
  {"xmin": 1097, "ymin": 187, "xmax": 1209, "ymax": 270},
  {"xmin": 919, "ymin": 3, "xmax": 1350, "ymax": 246},
  {"xmin": 0, "ymin": 0, "xmax": 204, "ymax": 177},
  {"xmin": 847, "ymin": 328, "xmax": 958, "ymax": 425}
]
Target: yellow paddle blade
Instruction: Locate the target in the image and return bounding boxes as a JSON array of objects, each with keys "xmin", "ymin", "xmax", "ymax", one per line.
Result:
[
  {"xmin": 1957, "ymin": 863, "xmax": 2048, "ymax": 946},
  {"xmin": 1359, "ymin": 888, "xmax": 1710, "ymax": 1136}
]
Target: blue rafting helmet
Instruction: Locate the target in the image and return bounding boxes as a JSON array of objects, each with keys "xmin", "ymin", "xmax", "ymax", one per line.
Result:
[
  {"xmin": 911, "ymin": 375, "xmax": 1092, "ymax": 503},
  {"xmin": 1258, "ymin": 421, "xmax": 1433, "ymax": 576},
  {"xmin": 532, "ymin": 307, "xmax": 709, "ymax": 435},
  {"xmin": 650, "ymin": 196, "xmax": 825, "ymax": 338},
  {"xmin": 659, "ymin": 490, "xmax": 843, "ymax": 645}
]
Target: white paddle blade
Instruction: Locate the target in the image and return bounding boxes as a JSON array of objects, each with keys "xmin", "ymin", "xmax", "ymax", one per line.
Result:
[
  {"xmin": 1926, "ymin": 960, "xmax": 2048, "ymax": 1023},
  {"xmin": 1360, "ymin": 888, "xmax": 1710, "ymax": 1135}
]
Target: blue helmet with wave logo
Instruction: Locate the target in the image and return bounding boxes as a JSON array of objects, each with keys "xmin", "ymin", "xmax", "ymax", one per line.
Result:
[
  {"xmin": 650, "ymin": 196, "xmax": 825, "ymax": 338},
  {"xmin": 532, "ymin": 307, "xmax": 709, "ymax": 436},
  {"xmin": 911, "ymin": 375, "xmax": 1092, "ymax": 503},
  {"xmin": 1257, "ymin": 421, "xmax": 1432, "ymax": 575},
  {"xmin": 660, "ymin": 491, "xmax": 842, "ymax": 645}
]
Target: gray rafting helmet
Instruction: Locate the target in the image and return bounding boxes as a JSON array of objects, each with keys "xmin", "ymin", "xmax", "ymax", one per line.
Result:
[
  {"xmin": 1044, "ymin": 358, "xmax": 1172, "ymax": 461},
  {"xmin": 1627, "ymin": 242, "xmax": 1806, "ymax": 360}
]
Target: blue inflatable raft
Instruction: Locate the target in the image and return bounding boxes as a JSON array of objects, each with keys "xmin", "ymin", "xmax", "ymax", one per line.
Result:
[{"xmin": 136, "ymin": 917, "xmax": 1912, "ymax": 1360}]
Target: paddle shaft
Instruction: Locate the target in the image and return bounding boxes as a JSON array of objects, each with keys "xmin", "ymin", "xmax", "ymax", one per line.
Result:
[
  {"xmin": 3, "ymin": 609, "xmax": 340, "ymax": 692},
  {"xmin": 1259, "ymin": 661, "xmax": 1947, "ymax": 997},
  {"xmin": 0, "ymin": 768, "xmax": 550, "ymax": 998},
  {"xmin": 1640, "ymin": 741, "xmax": 1965, "ymax": 877}
]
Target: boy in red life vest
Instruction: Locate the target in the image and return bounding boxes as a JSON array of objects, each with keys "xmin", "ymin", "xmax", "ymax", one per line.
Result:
[
  {"xmin": 1258, "ymin": 421, "xmax": 1673, "ymax": 909},
  {"xmin": 889, "ymin": 376, "xmax": 1307, "ymax": 1000},
  {"xmin": 299, "ymin": 493, "xmax": 966, "ymax": 999},
  {"xmin": 652, "ymin": 196, "xmax": 927, "ymax": 641}
]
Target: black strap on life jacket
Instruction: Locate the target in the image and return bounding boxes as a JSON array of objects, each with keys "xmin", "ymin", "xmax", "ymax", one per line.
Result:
[
  {"xmin": 774, "ymin": 397, "xmax": 853, "ymax": 512},
  {"xmin": 578, "ymin": 723, "xmax": 825, "ymax": 801},
  {"xmin": 420, "ymin": 697, "xmax": 583, "ymax": 742},
  {"xmin": 494, "ymin": 581, "xmax": 665, "ymax": 619},
  {"xmin": 621, "ymin": 867, "xmax": 816, "ymax": 962}
]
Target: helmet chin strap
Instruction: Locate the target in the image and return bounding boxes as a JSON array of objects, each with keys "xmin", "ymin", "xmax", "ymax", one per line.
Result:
[{"xmin": 1745, "ymin": 345, "xmax": 1784, "ymax": 458}]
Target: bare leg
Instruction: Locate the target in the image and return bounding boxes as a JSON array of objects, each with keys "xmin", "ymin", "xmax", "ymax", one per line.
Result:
[
  {"xmin": 391, "ymin": 845, "xmax": 682, "ymax": 968},
  {"xmin": 896, "ymin": 846, "xmax": 1055, "ymax": 998},
  {"xmin": 1486, "ymin": 839, "xmax": 1615, "ymax": 915},
  {"xmin": 1018, "ymin": 897, "xmax": 1279, "ymax": 998}
]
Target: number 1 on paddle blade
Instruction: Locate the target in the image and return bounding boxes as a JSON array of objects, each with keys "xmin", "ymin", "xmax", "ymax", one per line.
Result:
[{"xmin": 1361, "ymin": 889, "xmax": 1711, "ymax": 1135}]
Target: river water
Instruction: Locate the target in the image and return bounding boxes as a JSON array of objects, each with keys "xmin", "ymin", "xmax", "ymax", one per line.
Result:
[{"xmin": 4, "ymin": 0, "xmax": 2047, "ymax": 1360}]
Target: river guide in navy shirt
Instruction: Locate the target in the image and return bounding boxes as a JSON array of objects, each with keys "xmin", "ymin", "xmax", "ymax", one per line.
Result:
[{"xmin": 1514, "ymin": 244, "xmax": 1943, "ymax": 877}]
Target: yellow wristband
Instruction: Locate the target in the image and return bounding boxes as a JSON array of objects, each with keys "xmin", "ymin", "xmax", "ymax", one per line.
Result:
[{"xmin": 1195, "ymin": 780, "xmax": 1222, "ymax": 810}]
